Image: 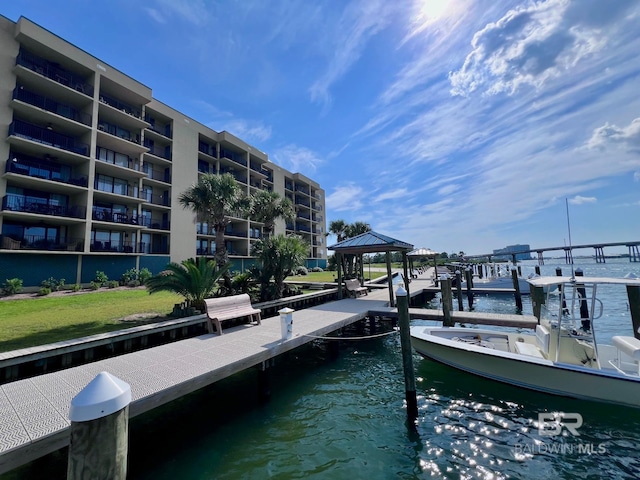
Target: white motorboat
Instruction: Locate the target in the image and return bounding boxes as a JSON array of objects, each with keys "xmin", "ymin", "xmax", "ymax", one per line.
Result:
[{"xmin": 410, "ymin": 275, "xmax": 640, "ymax": 408}]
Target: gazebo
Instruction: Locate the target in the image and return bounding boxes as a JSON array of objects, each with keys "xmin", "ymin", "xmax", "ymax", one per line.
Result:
[
  {"xmin": 407, "ymin": 247, "xmax": 440, "ymax": 280},
  {"xmin": 328, "ymin": 231, "xmax": 414, "ymax": 307}
]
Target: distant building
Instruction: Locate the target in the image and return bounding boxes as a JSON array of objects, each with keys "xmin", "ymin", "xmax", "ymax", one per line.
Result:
[{"xmin": 493, "ymin": 244, "xmax": 533, "ymax": 261}]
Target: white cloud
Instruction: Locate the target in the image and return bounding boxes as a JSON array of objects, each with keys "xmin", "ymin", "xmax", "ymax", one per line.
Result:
[
  {"xmin": 373, "ymin": 188, "xmax": 409, "ymax": 202},
  {"xmin": 568, "ymin": 195, "xmax": 597, "ymax": 205},
  {"xmin": 449, "ymin": 0, "xmax": 636, "ymax": 96},
  {"xmin": 271, "ymin": 145, "xmax": 324, "ymax": 173},
  {"xmin": 225, "ymin": 120, "xmax": 272, "ymax": 143},
  {"xmin": 308, "ymin": 0, "xmax": 393, "ymax": 109},
  {"xmin": 326, "ymin": 183, "xmax": 364, "ymax": 212},
  {"xmin": 587, "ymin": 117, "xmax": 640, "ymax": 152},
  {"xmin": 150, "ymin": 0, "xmax": 210, "ymax": 26}
]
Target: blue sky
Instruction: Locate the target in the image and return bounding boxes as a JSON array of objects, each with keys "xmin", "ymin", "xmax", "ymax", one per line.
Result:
[{"xmin": 2, "ymin": 0, "xmax": 639, "ymax": 256}]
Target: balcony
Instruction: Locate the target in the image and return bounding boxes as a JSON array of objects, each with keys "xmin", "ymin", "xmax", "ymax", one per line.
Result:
[
  {"xmin": 143, "ymin": 140, "xmax": 172, "ymax": 160},
  {"xmin": 16, "ymin": 49, "xmax": 94, "ymax": 97},
  {"xmin": 98, "ymin": 121, "xmax": 141, "ymax": 144},
  {"xmin": 5, "ymin": 153, "xmax": 88, "ymax": 187},
  {"xmin": 198, "ymin": 141, "xmax": 216, "ymax": 157},
  {"xmin": 139, "ymin": 191, "xmax": 170, "ymax": 207},
  {"xmin": 94, "ymin": 180, "xmax": 139, "ymax": 199},
  {"xmin": 99, "ymin": 93, "xmax": 141, "ymax": 119},
  {"xmin": 142, "ymin": 165, "xmax": 171, "ymax": 183},
  {"xmin": 90, "ymin": 240, "xmax": 143, "ymax": 253},
  {"xmin": 9, "ymin": 119, "xmax": 89, "ymax": 156},
  {"xmin": 220, "ymin": 147, "xmax": 247, "ymax": 167},
  {"xmin": 144, "ymin": 115, "xmax": 173, "ymax": 139},
  {"xmin": 139, "ymin": 216, "xmax": 170, "ymax": 230},
  {"xmin": 13, "ymin": 86, "xmax": 92, "ymax": 126},
  {"xmin": 92, "ymin": 207, "xmax": 141, "ymax": 226},
  {"xmin": 1, "ymin": 234, "xmax": 84, "ymax": 252},
  {"xmin": 2, "ymin": 194, "xmax": 86, "ymax": 219}
]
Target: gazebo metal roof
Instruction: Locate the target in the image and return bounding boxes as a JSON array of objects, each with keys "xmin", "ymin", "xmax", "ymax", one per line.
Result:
[
  {"xmin": 328, "ymin": 231, "xmax": 414, "ymax": 254},
  {"xmin": 407, "ymin": 248, "xmax": 438, "ymax": 257}
]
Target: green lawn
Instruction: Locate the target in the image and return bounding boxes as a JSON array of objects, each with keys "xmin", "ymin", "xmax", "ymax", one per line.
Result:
[{"xmin": 0, "ymin": 289, "xmax": 181, "ymax": 353}]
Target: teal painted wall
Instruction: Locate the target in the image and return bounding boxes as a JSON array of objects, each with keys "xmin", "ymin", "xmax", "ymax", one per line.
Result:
[
  {"xmin": 0, "ymin": 253, "xmax": 79, "ymax": 287},
  {"xmin": 81, "ymin": 256, "xmax": 137, "ymax": 283},
  {"xmin": 140, "ymin": 256, "xmax": 170, "ymax": 275}
]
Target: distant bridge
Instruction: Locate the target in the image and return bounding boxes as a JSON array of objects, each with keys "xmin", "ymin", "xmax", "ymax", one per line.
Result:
[{"xmin": 466, "ymin": 241, "xmax": 640, "ymax": 265}]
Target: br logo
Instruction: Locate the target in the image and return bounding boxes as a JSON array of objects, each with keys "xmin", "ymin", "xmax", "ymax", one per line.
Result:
[{"xmin": 538, "ymin": 412, "xmax": 583, "ymax": 437}]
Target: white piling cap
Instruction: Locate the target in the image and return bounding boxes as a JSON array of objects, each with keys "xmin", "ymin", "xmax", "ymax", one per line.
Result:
[
  {"xmin": 278, "ymin": 307, "xmax": 294, "ymax": 314},
  {"xmin": 69, "ymin": 371, "xmax": 131, "ymax": 422},
  {"xmin": 396, "ymin": 286, "xmax": 407, "ymax": 297}
]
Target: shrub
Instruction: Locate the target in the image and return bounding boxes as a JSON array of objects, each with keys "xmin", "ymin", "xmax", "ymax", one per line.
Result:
[
  {"xmin": 94, "ymin": 271, "xmax": 108, "ymax": 285},
  {"xmin": 41, "ymin": 277, "xmax": 65, "ymax": 291},
  {"xmin": 70, "ymin": 283, "xmax": 81, "ymax": 292},
  {"xmin": 296, "ymin": 266, "xmax": 308, "ymax": 276},
  {"xmin": 89, "ymin": 281, "xmax": 102, "ymax": 290},
  {"xmin": 38, "ymin": 287, "xmax": 51, "ymax": 296},
  {"xmin": 120, "ymin": 268, "xmax": 153, "ymax": 286},
  {"xmin": 2, "ymin": 278, "xmax": 23, "ymax": 296},
  {"xmin": 107, "ymin": 280, "xmax": 119, "ymax": 289},
  {"xmin": 311, "ymin": 267, "xmax": 324, "ymax": 272}
]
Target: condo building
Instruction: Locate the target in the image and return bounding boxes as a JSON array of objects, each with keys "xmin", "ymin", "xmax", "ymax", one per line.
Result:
[{"xmin": 0, "ymin": 16, "xmax": 326, "ymax": 287}]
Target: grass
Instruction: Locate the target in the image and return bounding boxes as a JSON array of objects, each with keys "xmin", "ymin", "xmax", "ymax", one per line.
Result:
[{"xmin": 0, "ymin": 289, "xmax": 182, "ymax": 353}]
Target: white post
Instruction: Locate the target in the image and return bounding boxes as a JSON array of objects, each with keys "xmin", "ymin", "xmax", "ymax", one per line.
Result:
[
  {"xmin": 67, "ymin": 372, "xmax": 131, "ymax": 480},
  {"xmin": 278, "ymin": 307, "xmax": 294, "ymax": 340}
]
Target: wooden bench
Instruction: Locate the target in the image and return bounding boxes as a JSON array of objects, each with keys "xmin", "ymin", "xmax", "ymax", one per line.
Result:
[
  {"xmin": 344, "ymin": 278, "xmax": 368, "ymax": 298},
  {"xmin": 204, "ymin": 294, "xmax": 262, "ymax": 335}
]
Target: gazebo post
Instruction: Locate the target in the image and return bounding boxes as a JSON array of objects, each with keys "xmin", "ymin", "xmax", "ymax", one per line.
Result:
[
  {"xmin": 359, "ymin": 253, "xmax": 364, "ymax": 284},
  {"xmin": 337, "ymin": 252, "xmax": 343, "ymax": 299},
  {"xmin": 386, "ymin": 251, "xmax": 395, "ymax": 307}
]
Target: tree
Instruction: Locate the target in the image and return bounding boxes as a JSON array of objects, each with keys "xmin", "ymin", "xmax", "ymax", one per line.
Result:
[
  {"xmin": 146, "ymin": 258, "xmax": 229, "ymax": 313},
  {"xmin": 251, "ymin": 234, "xmax": 309, "ymax": 300},
  {"xmin": 249, "ymin": 190, "xmax": 295, "ymax": 238},
  {"xmin": 328, "ymin": 220, "xmax": 371, "ymax": 278},
  {"xmin": 178, "ymin": 173, "xmax": 251, "ymax": 270}
]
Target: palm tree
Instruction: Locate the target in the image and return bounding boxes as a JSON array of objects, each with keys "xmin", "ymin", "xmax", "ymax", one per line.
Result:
[
  {"xmin": 251, "ymin": 234, "xmax": 309, "ymax": 300},
  {"xmin": 249, "ymin": 190, "xmax": 295, "ymax": 238},
  {"xmin": 327, "ymin": 220, "xmax": 371, "ymax": 277},
  {"xmin": 178, "ymin": 173, "xmax": 251, "ymax": 270},
  {"xmin": 146, "ymin": 258, "xmax": 229, "ymax": 313},
  {"xmin": 328, "ymin": 219, "xmax": 348, "ymax": 242}
]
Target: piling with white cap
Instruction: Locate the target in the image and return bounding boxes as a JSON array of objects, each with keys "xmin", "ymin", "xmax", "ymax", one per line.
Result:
[
  {"xmin": 278, "ymin": 307, "xmax": 294, "ymax": 340},
  {"xmin": 67, "ymin": 372, "xmax": 131, "ymax": 480}
]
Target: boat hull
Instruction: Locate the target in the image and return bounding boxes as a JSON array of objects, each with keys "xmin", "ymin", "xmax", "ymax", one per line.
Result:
[{"xmin": 411, "ymin": 326, "xmax": 640, "ymax": 409}]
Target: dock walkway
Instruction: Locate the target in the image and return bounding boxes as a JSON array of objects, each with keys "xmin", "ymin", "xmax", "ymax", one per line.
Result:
[{"xmin": 0, "ymin": 293, "xmax": 389, "ymax": 474}]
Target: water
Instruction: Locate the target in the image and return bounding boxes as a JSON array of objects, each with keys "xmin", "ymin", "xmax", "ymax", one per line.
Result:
[{"xmin": 5, "ymin": 259, "xmax": 640, "ymax": 479}]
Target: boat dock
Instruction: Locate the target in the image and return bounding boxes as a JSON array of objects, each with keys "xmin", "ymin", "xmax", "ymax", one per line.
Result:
[
  {"xmin": 0, "ymin": 273, "xmax": 539, "ymax": 474},
  {"xmin": 0, "ymin": 292, "xmax": 390, "ymax": 474}
]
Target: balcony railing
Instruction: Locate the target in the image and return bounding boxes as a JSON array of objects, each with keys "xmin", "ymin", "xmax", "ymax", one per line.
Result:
[
  {"xmin": 198, "ymin": 141, "xmax": 216, "ymax": 156},
  {"xmin": 90, "ymin": 240, "xmax": 143, "ymax": 253},
  {"xmin": 96, "ymin": 147, "xmax": 138, "ymax": 171},
  {"xmin": 1, "ymin": 234, "xmax": 84, "ymax": 251},
  {"xmin": 92, "ymin": 208, "xmax": 140, "ymax": 225},
  {"xmin": 142, "ymin": 165, "xmax": 171, "ymax": 182},
  {"xmin": 16, "ymin": 49, "xmax": 93, "ymax": 97},
  {"xmin": 2, "ymin": 194, "xmax": 86, "ymax": 219},
  {"xmin": 13, "ymin": 86, "xmax": 92, "ymax": 126},
  {"xmin": 143, "ymin": 140, "xmax": 171, "ymax": 160},
  {"xmin": 6, "ymin": 153, "xmax": 88, "ymax": 187},
  {"xmin": 9, "ymin": 119, "xmax": 89, "ymax": 156},
  {"xmin": 98, "ymin": 121, "xmax": 140, "ymax": 144},
  {"xmin": 139, "ymin": 216, "xmax": 170, "ymax": 230},
  {"xmin": 139, "ymin": 191, "xmax": 170, "ymax": 207},
  {"xmin": 220, "ymin": 147, "xmax": 247, "ymax": 166},
  {"xmin": 94, "ymin": 181, "xmax": 138, "ymax": 198},
  {"xmin": 99, "ymin": 93, "xmax": 142, "ymax": 119},
  {"xmin": 144, "ymin": 115, "xmax": 173, "ymax": 138}
]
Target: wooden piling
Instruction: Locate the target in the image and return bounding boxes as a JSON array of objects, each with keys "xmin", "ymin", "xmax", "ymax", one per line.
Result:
[
  {"xmin": 441, "ymin": 277, "xmax": 454, "ymax": 327},
  {"xmin": 511, "ymin": 268, "xmax": 523, "ymax": 311},
  {"xmin": 464, "ymin": 269, "xmax": 474, "ymax": 309},
  {"xmin": 530, "ymin": 284, "xmax": 545, "ymax": 321},
  {"xmin": 455, "ymin": 270, "xmax": 463, "ymax": 311},
  {"xmin": 535, "ymin": 265, "xmax": 541, "ymax": 275},
  {"xmin": 258, "ymin": 360, "xmax": 272, "ymax": 402},
  {"xmin": 67, "ymin": 372, "xmax": 131, "ymax": 480},
  {"xmin": 395, "ymin": 287, "xmax": 418, "ymax": 422}
]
